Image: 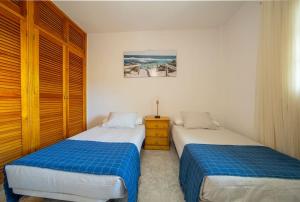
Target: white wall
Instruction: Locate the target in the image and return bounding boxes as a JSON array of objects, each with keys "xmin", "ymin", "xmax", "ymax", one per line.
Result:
[
  {"xmin": 87, "ymin": 30, "xmax": 221, "ymax": 127},
  {"xmin": 86, "ymin": 2, "xmax": 261, "ymax": 141},
  {"xmin": 218, "ymin": 2, "xmax": 261, "ymax": 140}
]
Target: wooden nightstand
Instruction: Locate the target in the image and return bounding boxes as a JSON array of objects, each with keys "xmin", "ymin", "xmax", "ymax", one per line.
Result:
[{"xmin": 144, "ymin": 116, "xmax": 170, "ymax": 150}]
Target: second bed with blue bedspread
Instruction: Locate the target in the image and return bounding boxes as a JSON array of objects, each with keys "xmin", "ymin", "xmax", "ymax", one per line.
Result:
[{"xmin": 179, "ymin": 144, "xmax": 300, "ymax": 202}]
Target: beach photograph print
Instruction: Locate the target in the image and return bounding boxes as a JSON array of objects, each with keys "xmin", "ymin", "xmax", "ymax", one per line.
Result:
[{"xmin": 124, "ymin": 50, "xmax": 177, "ymax": 78}]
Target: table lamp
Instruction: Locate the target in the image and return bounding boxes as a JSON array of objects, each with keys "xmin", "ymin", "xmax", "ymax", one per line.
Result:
[{"xmin": 155, "ymin": 99, "xmax": 160, "ymax": 118}]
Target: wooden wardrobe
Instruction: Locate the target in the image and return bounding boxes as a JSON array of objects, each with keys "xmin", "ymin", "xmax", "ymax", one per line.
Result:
[{"xmin": 0, "ymin": 0, "xmax": 87, "ymax": 182}]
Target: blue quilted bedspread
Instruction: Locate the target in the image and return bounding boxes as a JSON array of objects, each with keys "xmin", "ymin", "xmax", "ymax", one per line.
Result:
[
  {"xmin": 4, "ymin": 140, "xmax": 140, "ymax": 202},
  {"xmin": 179, "ymin": 144, "xmax": 300, "ymax": 202}
]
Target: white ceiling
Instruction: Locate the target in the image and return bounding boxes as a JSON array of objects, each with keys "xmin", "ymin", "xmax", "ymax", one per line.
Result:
[{"xmin": 54, "ymin": 1, "xmax": 244, "ymax": 33}]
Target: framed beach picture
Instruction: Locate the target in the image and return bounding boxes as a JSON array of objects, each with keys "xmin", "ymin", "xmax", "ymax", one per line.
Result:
[{"xmin": 123, "ymin": 50, "xmax": 177, "ymax": 78}]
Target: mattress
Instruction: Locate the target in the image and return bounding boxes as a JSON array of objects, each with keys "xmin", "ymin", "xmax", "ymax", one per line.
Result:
[
  {"xmin": 6, "ymin": 125, "xmax": 145, "ymax": 202},
  {"xmin": 172, "ymin": 125, "xmax": 300, "ymax": 202}
]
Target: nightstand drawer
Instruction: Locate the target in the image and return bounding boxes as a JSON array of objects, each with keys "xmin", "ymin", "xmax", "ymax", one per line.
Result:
[
  {"xmin": 146, "ymin": 121, "xmax": 169, "ymax": 129},
  {"xmin": 145, "ymin": 137, "xmax": 169, "ymax": 146},
  {"xmin": 146, "ymin": 129, "xmax": 168, "ymax": 138}
]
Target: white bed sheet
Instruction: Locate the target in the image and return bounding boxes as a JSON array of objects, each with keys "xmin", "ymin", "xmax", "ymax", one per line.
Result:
[
  {"xmin": 6, "ymin": 125, "xmax": 145, "ymax": 202},
  {"xmin": 172, "ymin": 125, "xmax": 300, "ymax": 202},
  {"xmin": 172, "ymin": 125, "xmax": 261, "ymax": 158}
]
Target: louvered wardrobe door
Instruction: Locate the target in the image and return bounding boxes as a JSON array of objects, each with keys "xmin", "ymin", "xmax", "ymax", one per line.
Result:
[
  {"xmin": 68, "ymin": 51, "xmax": 84, "ymax": 137},
  {"xmin": 0, "ymin": 10, "xmax": 22, "ymax": 177},
  {"xmin": 68, "ymin": 23, "xmax": 85, "ymax": 51},
  {"xmin": 39, "ymin": 33, "xmax": 64, "ymax": 148},
  {"xmin": 35, "ymin": 1, "xmax": 65, "ymax": 40},
  {"xmin": 1, "ymin": 0, "xmax": 25, "ymax": 15}
]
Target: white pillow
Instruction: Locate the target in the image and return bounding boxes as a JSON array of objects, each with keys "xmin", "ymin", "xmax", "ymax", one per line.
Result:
[
  {"xmin": 102, "ymin": 116, "xmax": 143, "ymax": 125},
  {"xmin": 173, "ymin": 117, "xmax": 184, "ymax": 126},
  {"xmin": 174, "ymin": 116, "xmax": 221, "ymax": 128},
  {"xmin": 181, "ymin": 111, "xmax": 217, "ymax": 129},
  {"xmin": 102, "ymin": 112, "xmax": 138, "ymax": 128}
]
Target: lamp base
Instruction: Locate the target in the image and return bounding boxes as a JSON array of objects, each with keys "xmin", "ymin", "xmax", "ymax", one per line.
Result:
[{"xmin": 154, "ymin": 115, "xmax": 161, "ymax": 119}]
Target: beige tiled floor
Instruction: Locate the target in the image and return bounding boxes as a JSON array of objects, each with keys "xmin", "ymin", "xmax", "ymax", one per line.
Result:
[
  {"xmin": 138, "ymin": 145, "xmax": 184, "ymax": 202},
  {"xmin": 0, "ymin": 144, "xmax": 184, "ymax": 202}
]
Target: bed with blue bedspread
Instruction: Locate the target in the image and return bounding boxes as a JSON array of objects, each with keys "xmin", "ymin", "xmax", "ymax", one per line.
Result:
[
  {"xmin": 5, "ymin": 139, "xmax": 140, "ymax": 202},
  {"xmin": 179, "ymin": 144, "xmax": 300, "ymax": 202},
  {"xmin": 172, "ymin": 125, "xmax": 300, "ymax": 202}
]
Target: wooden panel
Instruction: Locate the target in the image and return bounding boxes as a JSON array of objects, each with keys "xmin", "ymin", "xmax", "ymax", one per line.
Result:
[
  {"xmin": 144, "ymin": 116, "xmax": 170, "ymax": 150},
  {"xmin": 0, "ymin": 10, "xmax": 22, "ymax": 175},
  {"xmin": 10, "ymin": 0, "xmax": 22, "ymax": 7},
  {"xmin": 68, "ymin": 51, "xmax": 84, "ymax": 137},
  {"xmin": 144, "ymin": 115, "xmax": 170, "ymax": 121},
  {"xmin": 0, "ymin": 168, "xmax": 3, "ymax": 182},
  {"xmin": 145, "ymin": 137, "xmax": 169, "ymax": 146},
  {"xmin": 0, "ymin": 0, "xmax": 25, "ymax": 16},
  {"xmin": 0, "ymin": 0, "xmax": 87, "ymax": 183},
  {"xmin": 146, "ymin": 129, "xmax": 168, "ymax": 138},
  {"xmin": 144, "ymin": 145, "xmax": 170, "ymax": 150},
  {"xmin": 39, "ymin": 33, "xmax": 64, "ymax": 148},
  {"xmin": 68, "ymin": 23, "xmax": 85, "ymax": 51},
  {"xmin": 145, "ymin": 120, "xmax": 169, "ymax": 129},
  {"xmin": 35, "ymin": 1, "xmax": 65, "ymax": 40},
  {"xmin": 26, "ymin": 2, "xmax": 38, "ymax": 153}
]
